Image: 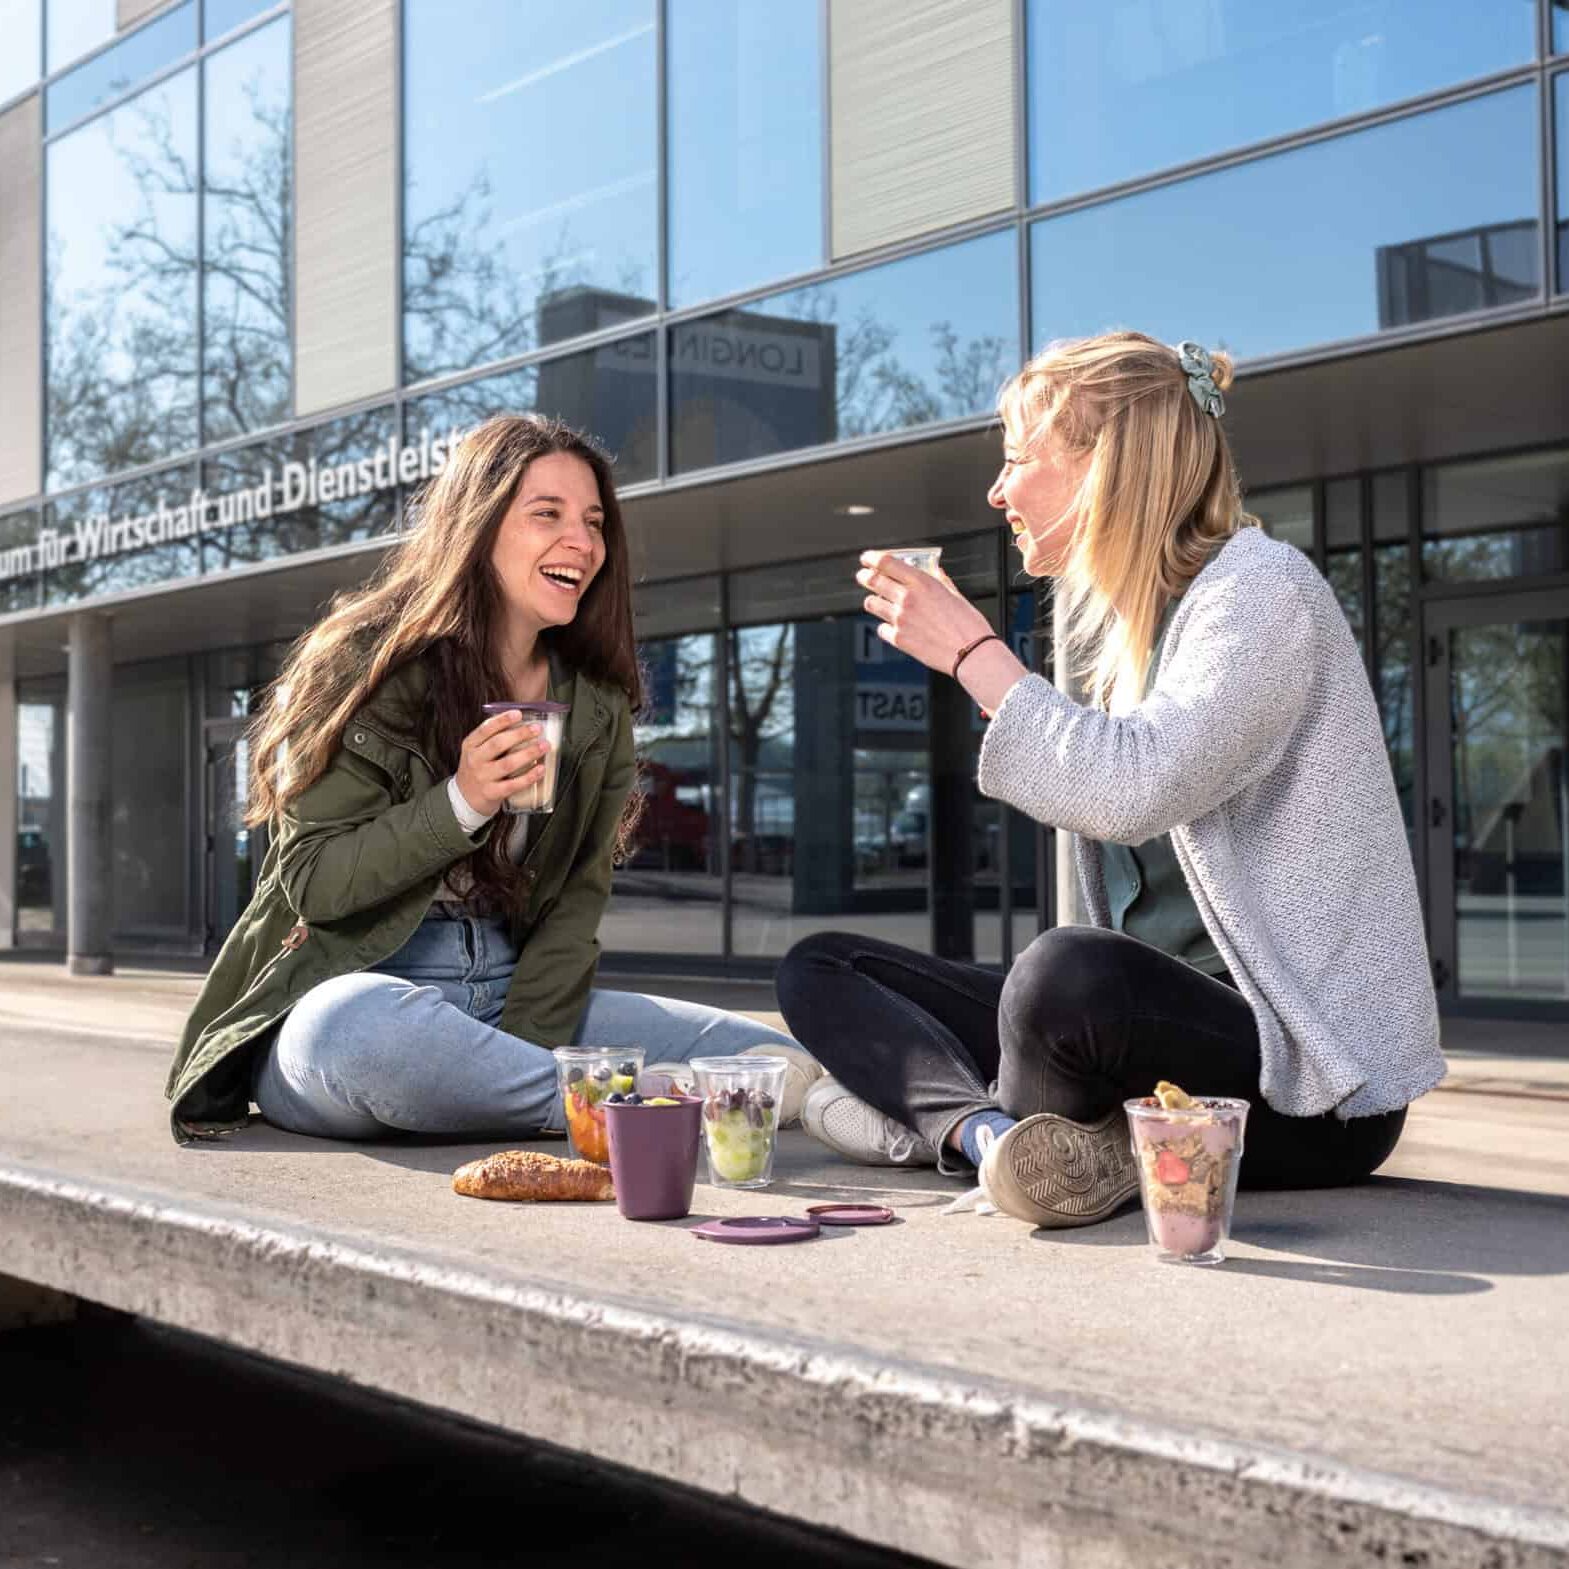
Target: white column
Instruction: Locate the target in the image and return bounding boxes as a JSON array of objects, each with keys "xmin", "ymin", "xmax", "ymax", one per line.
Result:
[{"xmin": 67, "ymin": 612, "xmax": 113, "ymax": 975}]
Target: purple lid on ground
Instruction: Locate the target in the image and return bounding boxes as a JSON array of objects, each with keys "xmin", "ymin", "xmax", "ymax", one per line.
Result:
[
  {"xmin": 804, "ymin": 1203, "xmax": 895, "ymax": 1226},
  {"xmin": 689, "ymin": 1216, "xmax": 821, "ymax": 1246},
  {"xmin": 481, "ymin": 701, "xmax": 569, "ymax": 715}
]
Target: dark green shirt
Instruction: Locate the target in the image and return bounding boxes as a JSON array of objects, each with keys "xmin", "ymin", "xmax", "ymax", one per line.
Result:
[{"xmin": 1099, "ymin": 602, "xmax": 1228, "ymax": 977}]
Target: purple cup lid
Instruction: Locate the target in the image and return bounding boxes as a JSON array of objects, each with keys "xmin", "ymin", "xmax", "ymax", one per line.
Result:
[
  {"xmin": 804, "ymin": 1203, "xmax": 895, "ymax": 1226},
  {"xmin": 481, "ymin": 700, "xmax": 569, "ymax": 716},
  {"xmin": 689, "ymin": 1216, "xmax": 820, "ymax": 1246}
]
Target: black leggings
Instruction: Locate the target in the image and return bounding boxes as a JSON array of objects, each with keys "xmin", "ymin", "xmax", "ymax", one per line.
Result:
[{"xmin": 775, "ymin": 926, "xmax": 1405, "ymax": 1190}]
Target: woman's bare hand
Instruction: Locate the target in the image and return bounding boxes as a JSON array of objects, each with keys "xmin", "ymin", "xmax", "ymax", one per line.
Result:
[{"xmin": 454, "ymin": 712, "xmax": 549, "ymax": 816}]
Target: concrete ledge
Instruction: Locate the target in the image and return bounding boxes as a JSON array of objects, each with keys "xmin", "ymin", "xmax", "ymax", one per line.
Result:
[{"xmin": 2, "ymin": 1161, "xmax": 1564, "ymax": 1569}]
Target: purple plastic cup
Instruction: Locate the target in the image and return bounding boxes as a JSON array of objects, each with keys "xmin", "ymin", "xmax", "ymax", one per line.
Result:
[
  {"xmin": 480, "ymin": 700, "xmax": 569, "ymax": 813},
  {"xmin": 604, "ymin": 1096, "xmax": 703, "ymax": 1221}
]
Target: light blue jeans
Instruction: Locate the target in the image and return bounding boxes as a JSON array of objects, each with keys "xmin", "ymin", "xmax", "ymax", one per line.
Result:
[{"xmin": 251, "ymin": 906, "xmax": 797, "ymax": 1140}]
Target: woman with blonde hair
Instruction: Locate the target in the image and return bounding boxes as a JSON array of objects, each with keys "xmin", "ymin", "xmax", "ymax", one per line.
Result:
[
  {"xmin": 167, "ymin": 414, "xmax": 801, "ymax": 1143},
  {"xmin": 778, "ymin": 331, "xmax": 1442, "ymax": 1226}
]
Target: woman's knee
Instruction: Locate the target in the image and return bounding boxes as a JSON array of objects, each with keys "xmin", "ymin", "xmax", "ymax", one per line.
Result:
[
  {"xmin": 1001, "ymin": 926, "xmax": 1131, "ymax": 1043},
  {"xmin": 274, "ymin": 971, "xmax": 419, "ymax": 1078},
  {"xmin": 775, "ymin": 931, "xmax": 860, "ymax": 1017}
]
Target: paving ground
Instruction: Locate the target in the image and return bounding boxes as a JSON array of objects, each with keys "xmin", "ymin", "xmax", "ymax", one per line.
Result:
[{"xmin": 1, "ymin": 955, "xmax": 1566, "ymax": 1565}]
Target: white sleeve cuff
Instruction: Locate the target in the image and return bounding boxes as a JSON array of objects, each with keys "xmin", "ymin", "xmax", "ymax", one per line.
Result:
[{"xmin": 446, "ymin": 775, "xmax": 495, "ymax": 835}]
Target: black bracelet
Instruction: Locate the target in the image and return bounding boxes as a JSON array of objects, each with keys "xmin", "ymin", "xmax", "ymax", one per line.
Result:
[{"xmin": 952, "ymin": 633, "xmax": 1004, "ymax": 681}]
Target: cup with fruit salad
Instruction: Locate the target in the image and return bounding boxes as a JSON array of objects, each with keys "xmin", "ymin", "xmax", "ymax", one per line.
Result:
[
  {"xmin": 689, "ymin": 1055, "xmax": 788, "ymax": 1189},
  {"xmin": 552, "ymin": 1046, "xmax": 645, "ymax": 1165}
]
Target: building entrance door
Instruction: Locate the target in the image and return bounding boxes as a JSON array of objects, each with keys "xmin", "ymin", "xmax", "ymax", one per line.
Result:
[
  {"xmin": 203, "ymin": 718, "xmax": 266, "ymax": 953},
  {"xmin": 1423, "ymin": 588, "xmax": 1568, "ymax": 1014}
]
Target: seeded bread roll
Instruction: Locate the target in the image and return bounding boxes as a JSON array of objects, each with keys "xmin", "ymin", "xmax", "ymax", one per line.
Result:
[{"xmin": 452, "ymin": 1150, "xmax": 615, "ymax": 1202}]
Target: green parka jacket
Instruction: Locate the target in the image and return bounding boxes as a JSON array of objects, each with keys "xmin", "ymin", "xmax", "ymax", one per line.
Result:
[{"xmin": 164, "ymin": 654, "xmax": 634, "ymax": 1143}]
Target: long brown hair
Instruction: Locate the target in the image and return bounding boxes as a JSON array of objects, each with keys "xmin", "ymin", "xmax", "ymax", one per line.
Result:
[
  {"xmin": 998, "ymin": 331, "xmax": 1252, "ymax": 712},
  {"xmin": 247, "ymin": 414, "xmax": 644, "ymax": 911}
]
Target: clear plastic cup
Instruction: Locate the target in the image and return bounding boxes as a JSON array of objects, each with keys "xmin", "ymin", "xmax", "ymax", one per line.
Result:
[
  {"xmin": 1124, "ymin": 1096, "xmax": 1249, "ymax": 1266},
  {"xmin": 479, "ymin": 701, "xmax": 568, "ymax": 813},
  {"xmin": 553, "ymin": 1046, "xmax": 644, "ymax": 1165},
  {"xmin": 888, "ymin": 545, "xmax": 943, "ymax": 575},
  {"xmin": 690, "ymin": 1055, "xmax": 788, "ymax": 1189}
]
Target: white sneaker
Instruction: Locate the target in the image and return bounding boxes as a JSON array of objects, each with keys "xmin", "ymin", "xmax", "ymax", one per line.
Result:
[
  {"xmin": 643, "ymin": 1042, "xmax": 825, "ymax": 1128},
  {"xmin": 800, "ymin": 1076, "xmax": 938, "ymax": 1167}
]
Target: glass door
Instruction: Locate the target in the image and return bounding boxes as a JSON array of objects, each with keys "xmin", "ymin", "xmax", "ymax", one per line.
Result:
[
  {"xmin": 1424, "ymin": 589, "xmax": 1568, "ymax": 1012},
  {"xmin": 203, "ymin": 717, "xmax": 265, "ymax": 952}
]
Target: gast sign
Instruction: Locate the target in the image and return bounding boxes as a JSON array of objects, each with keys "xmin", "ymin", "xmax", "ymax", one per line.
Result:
[{"xmin": 0, "ymin": 426, "xmax": 463, "ymax": 587}]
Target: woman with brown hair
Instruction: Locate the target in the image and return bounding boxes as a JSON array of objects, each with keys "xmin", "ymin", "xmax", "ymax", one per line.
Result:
[
  {"xmin": 779, "ymin": 332, "xmax": 1442, "ymax": 1226},
  {"xmin": 166, "ymin": 414, "xmax": 801, "ymax": 1143}
]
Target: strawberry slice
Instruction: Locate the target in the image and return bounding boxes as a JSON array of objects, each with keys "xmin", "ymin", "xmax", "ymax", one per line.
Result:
[{"xmin": 1154, "ymin": 1149, "xmax": 1191, "ymax": 1186}]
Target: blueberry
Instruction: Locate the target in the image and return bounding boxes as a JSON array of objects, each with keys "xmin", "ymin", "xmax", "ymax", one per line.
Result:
[
  {"xmin": 606, "ymin": 1092, "xmax": 625, "ymax": 1105},
  {"xmin": 616, "ymin": 1060, "xmax": 638, "ymax": 1077},
  {"xmin": 591, "ymin": 1065, "xmax": 613, "ymax": 1083},
  {"xmin": 626, "ymin": 1092, "xmax": 643, "ymax": 1106},
  {"xmin": 757, "ymin": 1091, "xmax": 776, "ymax": 1110}
]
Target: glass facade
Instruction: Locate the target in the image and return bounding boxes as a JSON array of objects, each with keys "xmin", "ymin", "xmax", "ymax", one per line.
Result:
[
  {"xmin": 0, "ymin": 0, "xmax": 42, "ymax": 104},
  {"xmin": 666, "ymin": 0, "xmax": 822, "ymax": 309},
  {"xmin": 402, "ymin": 0, "xmax": 657, "ymax": 381},
  {"xmin": 1027, "ymin": 0, "xmax": 1537, "ymax": 204},
  {"xmin": 46, "ymin": 0, "xmax": 114, "ymax": 74},
  {"xmin": 45, "ymin": 0, "xmax": 195, "ymax": 131},
  {"xmin": 671, "ymin": 228, "xmax": 1019, "ymax": 473},
  {"xmin": 1032, "ymin": 86, "xmax": 1540, "ymax": 362}
]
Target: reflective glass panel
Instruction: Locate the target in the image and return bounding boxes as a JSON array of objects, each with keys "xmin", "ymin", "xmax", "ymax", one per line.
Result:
[
  {"xmin": 1449, "ymin": 616, "xmax": 1568, "ymax": 1001},
  {"xmin": 666, "ymin": 0, "xmax": 822, "ymax": 308},
  {"xmin": 202, "ymin": 16, "xmax": 290, "ymax": 440},
  {"xmin": 1375, "ymin": 541, "xmax": 1415, "ymax": 834},
  {"xmin": 403, "ymin": 0, "xmax": 657, "ymax": 381},
  {"xmin": 1422, "ymin": 447, "xmax": 1569, "ymax": 581},
  {"xmin": 671, "ymin": 228, "xmax": 1019, "ymax": 474},
  {"xmin": 1027, "ymin": 0, "xmax": 1536, "ymax": 204},
  {"xmin": 47, "ymin": 68, "xmax": 199, "ymax": 489},
  {"xmin": 46, "ymin": 0, "xmax": 113, "ymax": 73},
  {"xmin": 1248, "ymin": 484, "xmax": 1313, "ymax": 551},
  {"xmin": 1557, "ymin": 73, "xmax": 1568, "ymax": 292},
  {"xmin": 15, "ymin": 684, "xmax": 65, "ymax": 940},
  {"xmin": 43, "ymin": 466, "xmax": 202, "ymax": 604},
  {"xmin": 1324, "ymin": 476, "xmax": 1363, "ymax": 653},
  {"xmin": 1030, "ymin": 87, "xmax": 1540, "ymax": 363},
  {"xmin": 605, "ymin": 579, "xmax": 724, "ymax": 959},
  {"xmin": 0, "ymin": 1, "xmax": 43, "ymax": 104},
  {"xmin": 204, "ymin": 0, "xmax": 276, "ymax": 42},
  {"xmin": 112, "ymin": 658, "xmax": 192, "ymax": 938},
  {"xmin": 200, "ymin": 408, "xmax": 400, "ymax": 571},
  {"xmin": 0, "ymin": 510, "xmax": 41, "ymax": 614},
  {"xmin": 45, "ymin": 0, "xmax": 195, "ymax": 131},
  {"xmin": 1556, "ymin": 3, "xmax": 1568, "ymax": 53},
  {"xmin": 404, "ymin": 334, "xmax": 657, "ymax": 487}
]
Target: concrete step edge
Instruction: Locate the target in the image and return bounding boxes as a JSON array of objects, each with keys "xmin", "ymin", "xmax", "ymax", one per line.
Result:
[{"xmin": 0, "ymin": 1158, "xmax": 1564, "ymax": 1569}]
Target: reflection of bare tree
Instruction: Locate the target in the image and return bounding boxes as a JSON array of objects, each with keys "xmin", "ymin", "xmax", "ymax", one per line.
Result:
[{"xmin": 730, "ymin": 624, "xmax": 793, "ymax": 873}]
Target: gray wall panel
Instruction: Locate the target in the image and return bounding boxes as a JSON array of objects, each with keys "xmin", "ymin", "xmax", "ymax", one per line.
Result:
[
  {"xmin": 0, "ymin": 94, "xmax": 42, "ymax": 507},
  {"xmin": 293, "ymin": 0, "xmax": 397, "ymax": 416},
  {"xmin": 829, "ymin": 0, "xmax": 1015, "ymax": 259}
]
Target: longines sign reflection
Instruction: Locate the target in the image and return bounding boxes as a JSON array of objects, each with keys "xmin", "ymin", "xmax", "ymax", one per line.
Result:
[{"xmin": 0, "ymin": 426, "xmax": 463, "ymax": 587}]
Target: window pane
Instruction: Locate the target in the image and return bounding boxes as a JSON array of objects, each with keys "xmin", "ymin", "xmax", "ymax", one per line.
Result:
[
  {"xmin": 204, "ymin": 0, "xmax": 275, "ymax": 42},
  {"xmin": 1372, "ymin": 468, "xmax": 1410, "ymax": 541},
  {"xmin": 1557, "ymin": 73, "xmax": 1568, "ymax": 292},
  {"xmin": 1248, "ymin": 484, "xmax": 1313, "ymax": 551},
  {"xmin": 1030, "ymin": 87, "xmax": 1540, "ymax": 363},
  {"xmin": 0, "ymin": 1, "xmax": 42, "ymax": 104},
  {"xmin": 202, "ymin": 16, "xmax": 291, "ymax": 440},
  {"xmin": 1324, "ymin": 476, "xmax": 1363, "ymax": 654},
  {"xmin": 402, "ymin": 0, "xmax": 657, "ymax": 381},
  {"xmin": 0, "ymin": 510, "xmax": 41, "ymax": 613},
  {"xmin": 199, "ymin": 408, "xmax": 400, "ymax": 571},
  {"xmin": 404, "ymin": 334, "xmax": 657, "ymax": 486},
  {"xmin": 16, "ymin": 689, "xmax": 65, "ymax": 940},
  {"xmin": 606, "ymin": 611, "xmax": 725, "ymax": 961},
  {"xmin": 43, "ymin": 466, "xmax": 202, "ymax": 605},
  {"xmin": 112, "ymin": 660, "xmax": 191, "ymax": 938},
  {"xmin": 1556, "ymin": 2, "xmax": 1568, "ymax": 54},
  {"xmin": 1028, "ymin": 0, "xmax": 1536, "ymax": 204},
  {"xmin": 1374, "ymin": 542, "xmax": 1415, "ymax": 835},
  {"xmin": 667, "ymin": 0, "xmax": 822, "ymax": 308},
  {"xmin": 46, "ymin": 0, "xmax": 113, "ymax": 73},
  {"xmin": 671, "ymin": 228, "xmax": 1019, "ymax": 474},
  {"xmin": 47, "ymin": 68, "xmax": 199, "ymax": 490},
  {"xmin": 45, "ymin": 0, "xmax": 195, "ymax": 132},
  {"xmin": 1422, "ymin": 447, "xmax": 1569, "ymax": 581}
]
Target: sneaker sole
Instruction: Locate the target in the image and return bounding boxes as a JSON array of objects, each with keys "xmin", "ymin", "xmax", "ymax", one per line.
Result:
[{"xmin": 991, "ymin": 1111, "xmax": 1138, "ymax": 1228}]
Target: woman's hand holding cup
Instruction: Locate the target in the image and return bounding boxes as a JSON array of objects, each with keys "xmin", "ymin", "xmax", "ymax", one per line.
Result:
[{"xmin": 455, "ymin": 711, "xmax": 548, "ymax": 817}]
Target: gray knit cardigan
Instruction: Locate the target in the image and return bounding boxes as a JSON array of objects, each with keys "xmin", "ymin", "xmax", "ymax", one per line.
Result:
[{"xmin": 977, "ymin": 524, "xmax": 1444, "ymax": 1120}]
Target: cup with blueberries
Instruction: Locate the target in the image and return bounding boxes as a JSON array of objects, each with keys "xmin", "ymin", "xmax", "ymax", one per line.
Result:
[
  {"xmin": 689, "ymin": 1055, "xmax": 788, "ymax": 1189},
  {"xmin": 552, "ymin": 1046, "xmax": 644, "ymax": 1164}
]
